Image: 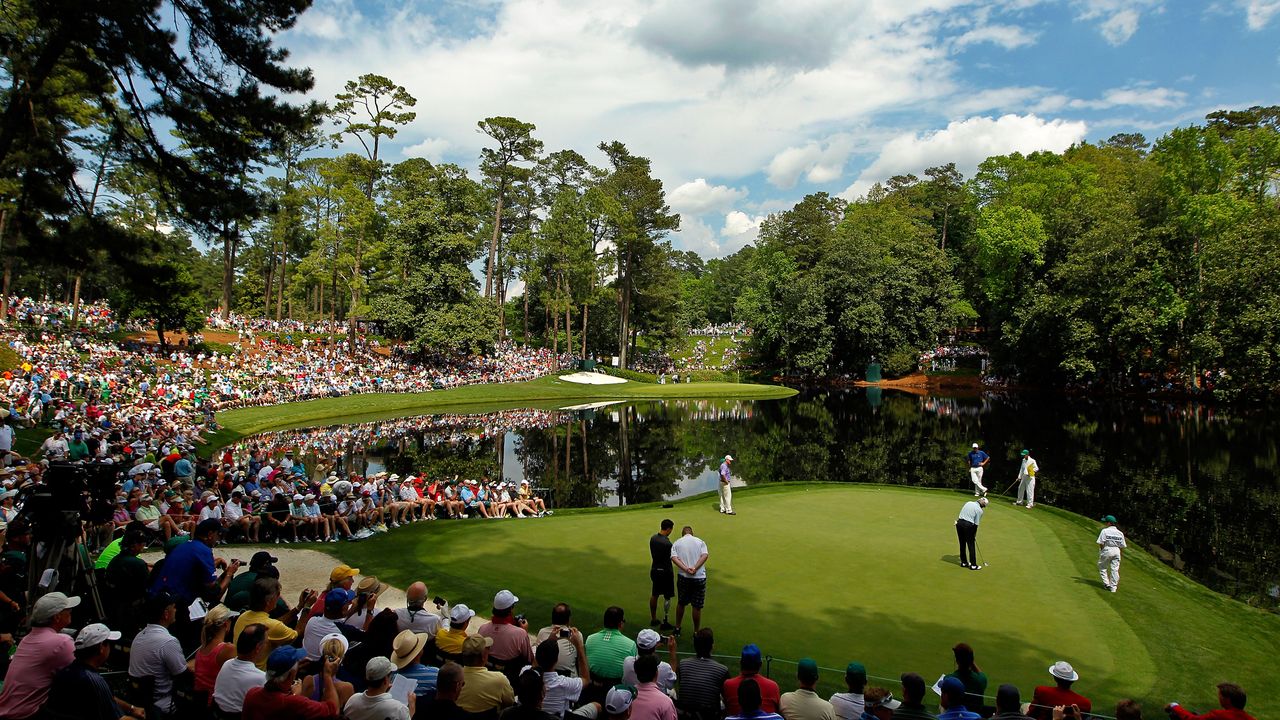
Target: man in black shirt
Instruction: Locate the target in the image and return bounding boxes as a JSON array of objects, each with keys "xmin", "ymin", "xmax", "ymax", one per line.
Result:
[{"xmin": 649, "ymin": 519, "xmax": 675, "ymax": 629}]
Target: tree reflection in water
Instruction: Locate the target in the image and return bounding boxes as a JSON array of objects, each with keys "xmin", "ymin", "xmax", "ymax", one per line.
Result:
[{"xmin": 244, "ymin": 392, "xmax": 1280, "ymax": 606}]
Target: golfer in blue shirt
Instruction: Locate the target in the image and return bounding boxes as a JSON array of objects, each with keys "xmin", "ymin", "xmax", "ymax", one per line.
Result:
[{"xmin": 965, "ymin": 443, "xmax": 989, "ymax": 496}]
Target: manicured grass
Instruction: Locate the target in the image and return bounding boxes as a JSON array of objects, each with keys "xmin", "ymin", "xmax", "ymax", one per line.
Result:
[
  {"xmin": 214, "ymin": 375, "xmax": 796, "ymax": 440},
  {"xmin": 669, "ymin": 335, "xmax": 744, "ymax": 370},
  {"xmin": 321, "ymin": 484, "xmax": 1280, "ymax": 716}
]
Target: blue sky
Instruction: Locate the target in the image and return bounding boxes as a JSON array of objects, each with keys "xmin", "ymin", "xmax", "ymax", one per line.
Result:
[{"xmin": 275, "ymin": 0, "xmax": 1280, "ymax": 258}]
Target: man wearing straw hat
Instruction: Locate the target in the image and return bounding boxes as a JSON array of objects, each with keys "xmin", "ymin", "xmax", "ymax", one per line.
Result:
[{"xmin": 718, "ymin": 455, "xmax": 735, "ymax": 515}]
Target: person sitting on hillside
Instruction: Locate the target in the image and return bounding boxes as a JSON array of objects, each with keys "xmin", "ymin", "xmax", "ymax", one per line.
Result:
[
  {"xmin": 300, "ymin": 634, "xmax": 356, "ymax": 709},
  {"xmin": 723, "ymin": 644, "xmax": 780, "ymax": 717},
  {"xmin": 727, "ymin": 679, "xmax": 784, "ymax": 720},
  {"xmin": 212, "ymin": 623, "xmax": 268, "ymax": 717},
  {"xmin": 945, "ymin": 644, "xmax": 988, "ymax": 712},
  {"xmin": 585, "ymin": 606, "xmax": 637, "ymax": 687},
  {"xmin": 630, "ymin": 655, "xmax": 677, "ymax": 720},
  {"xmin": 479, "ymin": 590, "xmax": 534, "ymax": 677},
  {"xmin": 241, "ymin": 646, "xmax": 340, "ymax": 720},
  {"xmin": 427, "ymin": 661, "xmax": 468, "ymax": 720},
  {"xmin": 344, "ymin": 656, "xmax": 414, "ymax": 720},
  {"xmin": 781, "ymin": 658, "xmax": 836, "ymax": 720},
  {"xmin": 990, "ymin": 685, "xmax": 1034, "ymax": 720},
  {"xmin": 621, "ymin": 629, "xmax": 677, "ymax": 694},
  {"xmin": 891, "ymin": 673, "xmax": 936, "ymax": 720},
  {"xmin": 457, "ymin": 635, "xmax": 515, "ymax": 714},
  {"xmin": 1164, "ymin": 683, "xmax": 1255, "ymax": 720},
  {"xmin": 45, "ymin": 621, "xmax": 139, "ymax": 720},
  {"xmin": 395, "ymin": 581, "xmax": 446, "ymax": 635},
  {"xmin": 526, "ymin": 637, "xmax": 589, "ymax": 717},
  {"xmin": 1028, "ymin": 662, "xmax": 1091, "ymax": 720},
  {"xmin": 674, "ymin": 628, "xmax": 728, "ymax": 720},
  {"xmin": 831, "ymin": 662, "xmax": 868, "ymax": 720},
  {"xmin": 0, "ymin": 592, "xmax": 78, "ymax": 720},
  {"xmin": 937, "ymin": 677, "xmax": 981, "ymax": 720}
]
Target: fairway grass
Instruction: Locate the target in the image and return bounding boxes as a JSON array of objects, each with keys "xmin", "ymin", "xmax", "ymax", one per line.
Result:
[
  {"xmin": 322, "ymin": 484, "xmax": 1280, "ymax": 716},
  {"xmin": 213, "ymin": 374, "xmax": 795, "ymax": 442}
]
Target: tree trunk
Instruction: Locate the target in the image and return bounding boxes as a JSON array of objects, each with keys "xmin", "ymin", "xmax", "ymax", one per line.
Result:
[
  {"xmin": 349, "ymin": 228, "xmax": 363, "ymax": 354},
  {"xmin": 276, "ymin": 248, "xmax": 287, "ymax": 322},
  {"xmin": 263, "ymin": 248, "xmax": 275, "ymax": 317},
  {"xmin": 523, "ymin": 290, "xmax": 530, "ymax": 346},
  {"xmin": 485, "ymin": 178, "xmax": 507, "ymax": 299},
  {"xmin": 221, "ymin": 224, "xmax": 237, "ymax": 321},
  {"xmin": 581, "ymin": 303, "xmax": 588, "ymax": 359},
  {"xmin": 618, "ymin": 249, "xmax": 632, "ymax": 368},
  {"xmin": 70, "ymin": 274, "xmax": 82, "ymax": 329},
  {"xmin": 0, "ymin": 208, "xmax": 8, "ymax": 320},
  {"xmin": 551, "ymin": 307, "xmax": 559, "ymax": 356}
]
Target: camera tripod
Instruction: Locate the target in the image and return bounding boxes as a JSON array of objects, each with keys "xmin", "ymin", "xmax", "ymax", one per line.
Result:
[{"xmin": 27, "ymin": 526, "xmax": 105, "ymax": 621}]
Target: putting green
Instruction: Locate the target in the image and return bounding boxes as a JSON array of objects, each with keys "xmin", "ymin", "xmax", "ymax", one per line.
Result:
[{"xmin": 323, "ymin": 484, "xmax": 1279, "ymax": 716}]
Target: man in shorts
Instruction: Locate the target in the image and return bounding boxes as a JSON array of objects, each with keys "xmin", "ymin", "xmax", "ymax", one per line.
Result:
[
  {"xmin": 648, "ymin": 519, "xmax": 675, "ymax": 630},
  {"xmin": 671, "ymin": 525, "xmax": 709, "ymax": 637}
]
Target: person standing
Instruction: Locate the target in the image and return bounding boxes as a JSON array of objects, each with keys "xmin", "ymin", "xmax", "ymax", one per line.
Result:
[
  {"xmin": 955, "ymin": 497, "xmax": 988, "ymax": 570},
  {"xmin": 718, "ymin": 455, "xmax": 736, "ymax": 515},
  {"xmin": 1097, "ymin": 515, "xmax": 1127, "ymax": 593},
  {"xmin": 671, "ymin": 525, "xmax": 709, "ymax": 636},
  {"xmin": 1015, "ymin": 450, "xmax": 1038, "ymax": 508},
  {"xmin": 649, "ymin": 519, "xmax": 675, "ymax": 629},
  {"xmin": 966, "ymin": 444, "xmax": 989, "ymax": 496}
]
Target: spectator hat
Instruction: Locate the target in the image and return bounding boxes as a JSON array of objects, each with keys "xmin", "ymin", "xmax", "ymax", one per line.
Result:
[
  {"xmin": 249, "ymin": 551, "xmax": 278, "ymax": 570},
  {"xmin": 797, "ymin": 658, "xmax": 819, "ymax": 683},
  {"xmin": 204, "ymin": 604, "xmax": 235, "ymax": 627},
  {"xmin": 724, "ymin": 455, "xmax": 733, "ymax": 461},
  {"xmin": 741, "ymin": 643, "xmax": 762, "ymax": 662},
  {"xmin": 1021, "ymin": 449, "xmax": 1030, "ymax": 456},
  {"xmin": 74, "ymin": 622, "xmax": 121, "ymax": 650},
  {"xmin": 870, "ymin": 692, "xmax": 902, "ymax": 711},
  {"xmin": 356, "ymin": 576, "xmax": 383, "ymax": 595},
  {"xmin": 392, "ymin": 630, "xmax": 430, "ymax": 668},
  {"xmin": 845, "ymin": 661, "xmax": 867, "ymax": 684},
  {"xmin": 493, "ymin": 589, "xmax": 519, "ymax": 610},
  {"xmin": 462, "ymin": 634, "xmax": 494, "ymax": 654},
  {"xmin": 366, "ymin": 655, "xmax": 398, "ymax": 682},
  {"xmin": 1049, "ymin": 661, "xmax": 1079, "ymax": 682},
  {"xmin": 325, "ymin": 588, "xmax": 355, "ymax": 608},
  {"xmin": 939, "ymin": 676, "xmax": 966, "ymax": 696},
  {"xmin": 291, "ymin": 493, "xmax": 303, "ymax": 501},
  {"xmin": 329, "ymin": 565, "xmax": 360, "ymax": 582},
  {"xmin": 319, "ymin": 632, "xmax": 349, "ymax": 653},
  {"xmin": 636, "ymin": 628, "xmax": 661, "ymax": 650},
  {"xmin": 1102, "ymin": 515, "xmax": 1117, "ymax": 523},
  {"xmin": 605, "ymin": 686, "xmax": 637, "ymax": 715},
  {"xmin": 163, "ymin": 535, "xmax": 189, "ymax": 553},
  {"xmin": 450, "ymin": 603, "xmax": 476, "ymax": 624},
  {"xmin": 265, "ymin": 646, "xmax": 307, "ymax": 679},
  {"xmin": 206, "ymin": 495, "xmax": 220, "ymax": 503}
]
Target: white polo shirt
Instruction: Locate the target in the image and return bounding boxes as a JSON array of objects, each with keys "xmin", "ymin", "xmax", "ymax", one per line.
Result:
[
  {"xmin": 212, "ymin": 657, "xmax": 266, "ymax": 712},
  {"xmin": 671, "ymin": 534, "xmax": 708, "ymax": 579}
]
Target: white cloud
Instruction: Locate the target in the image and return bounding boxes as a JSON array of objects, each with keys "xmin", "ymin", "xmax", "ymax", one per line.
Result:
[
  {"xmin": 766, "ymin": 134, "xmax": 861, "ymax": 189},
  {"xmin": 719, "ymin": 211, "xmax": 767, "ymax": 255},
  {"xmin": 668, "ymin": 179, "xmax": 748, "ymax": 215},
  {"xmin": 1240, "ymin": 0, "xmax": 1280, "ymax": 28},
  {"xmin": 949, "ymin": 86, "xmax": 1048, "ymax": 115},
  {"xmin": 1072, "ymin": 0, "xmax": 1162, "ymax": 45},
  {"xmin": 952, "ymin": 24, "xmax": 1039, "ymax": 50},
  {"xmin": 291, "ymin": 0, "xmax": 364, "ymax": 40},
  {"xmin": 1062, "ymin": 85, "xmax": 1188, "ymax": 110},
  {"xmin": 402, "ymin": 137, "xmax": 452, "ymax": 162},
  {"xmin": 842, "ymin": 114, "xmax": 1088, "ymax": 198}
]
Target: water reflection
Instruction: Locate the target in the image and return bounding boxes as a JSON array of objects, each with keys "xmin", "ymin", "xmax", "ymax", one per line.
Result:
[{"xmin": 239, "ymin": 391, "xmax": 1279, "ymax": 606}]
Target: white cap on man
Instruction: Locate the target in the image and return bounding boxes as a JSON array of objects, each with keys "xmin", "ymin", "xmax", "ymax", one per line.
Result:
[{"xmin": 493, "ymin": 589, "xmax": 519, "ymax": 610}]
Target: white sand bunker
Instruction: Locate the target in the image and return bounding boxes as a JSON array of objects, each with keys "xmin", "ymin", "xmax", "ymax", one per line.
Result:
[{"xmin": 558, "ymin": 371, "xmax": 627, "ymax": 385}]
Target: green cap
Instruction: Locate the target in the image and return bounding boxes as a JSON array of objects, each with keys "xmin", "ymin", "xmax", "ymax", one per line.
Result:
[
  {"xmin": 163, "ymin": 535, "xmax": 190, "ymax": 553},
  {"xmin": 1102, "ymin": 515, "xmax": 1117, "ymax": 523},
  {"xmin": 797, "ymin": 658, "xmax": 819, "ymax": 682},
  {"xmin": 846, "ymin": 661, "xmax": 867, "ymax": 683},
  {"xmin": 1020, "ymin": 449, "xmax": 1030, "ymax": 456}
]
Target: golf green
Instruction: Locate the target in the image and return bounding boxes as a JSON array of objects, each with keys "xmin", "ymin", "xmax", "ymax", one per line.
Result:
[{"xmin": 325, "ymin": 484, "xmax": 1280, "ymax": 716}]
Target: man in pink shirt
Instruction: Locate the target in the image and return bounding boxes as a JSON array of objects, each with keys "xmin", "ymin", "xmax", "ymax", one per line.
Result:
[
  {"xmin": 629, "ymin": 655, "xmax": 677, "ymax": 720},
  {"xmin": 477, "ymin": 590, "xmax": 533, "ymax": 671},
  {"xmin": 0, "ymin": 592, "xmax": 79, "ymax": 719}
]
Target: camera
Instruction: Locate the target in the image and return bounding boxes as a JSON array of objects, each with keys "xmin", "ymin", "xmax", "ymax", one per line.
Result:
[
  {"xmin": 434, "ymin": 596, "xmax": 445, "ymax": 607},
  {"xmin": 515, "ymin": 614, "xmax": 526, "ymax": 625},
  {"xmin": 559, "ymin": 627, "xmax": 571, "ymax": 638}
]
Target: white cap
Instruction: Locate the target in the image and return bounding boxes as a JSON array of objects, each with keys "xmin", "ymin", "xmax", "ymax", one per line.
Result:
[
  {"xmin": 292, "ymin": 493, "xmax": 304, "ymax": 501},
  {"xmin": 450, "ymin": 604, "xmax": 476, "ymax": 624},
  {"xmin": 32, "ymin": 592, "xmax": 81, "ymax": 624},
  {"xmin": 75, "ymin": 622, "xmax": 122, "ymax": 649},
  {"xmin": 972, "ymin": 443, "xmax": 979, "ymax": 448},
  {"xmin": 724, "ymin": 455, "xmax": 733, "ymax": 461},
  {"xmin": 636, "ymin": 628, "xmax": 661, "ymax": 650},
  {"xmin": 493, "ymin": 589, "xmax": 519, "ymax": 610}
]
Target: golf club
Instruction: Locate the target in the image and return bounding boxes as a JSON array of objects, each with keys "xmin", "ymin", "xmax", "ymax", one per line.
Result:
[
  {"xmin": 1000, "ymin": 476, "xmax": 1020, "ymax": 497},
  {"xmin": 976, "ymin": 541, "xmax": 989, "ymax": 568}
]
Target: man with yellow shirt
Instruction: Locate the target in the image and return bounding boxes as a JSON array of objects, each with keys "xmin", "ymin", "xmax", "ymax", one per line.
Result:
[
  {"xmin": 436, "ymin": 603, "xmax": 477, "ymax": 657},
  {"xmin": 232, "ymin": 576, "xmax": 318, "ymax": 668}
]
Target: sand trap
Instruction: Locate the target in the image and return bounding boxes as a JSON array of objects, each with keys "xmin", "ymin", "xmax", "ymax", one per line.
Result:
[
  {"xmin": 558, "ymin": 400, "xmax": 625, "ymax": 411},
  {"xmin": 558, "ymin": 371, "xmax": 626, "ymax": 385}
]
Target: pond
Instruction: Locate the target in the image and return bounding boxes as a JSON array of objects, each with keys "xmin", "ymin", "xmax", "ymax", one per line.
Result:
[{"xmin": 240, "ymin": 389, "xmax": 1280, "ymax": 606}]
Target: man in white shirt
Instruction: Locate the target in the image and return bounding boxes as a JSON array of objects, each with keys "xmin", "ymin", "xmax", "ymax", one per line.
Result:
[
  {"xmin": 128, "ymin": 593, "xmax": 188, "ymax": 716},
  {"xmin": 670, "ymin": 526, "xmax": 709, "ymax": 636},
  {"xmin": 344, "ymin": 656, "xmax": 414, "ymax": 720},
  {"xmin": 1097, "ymin": 515, "xmax": 1127, "ymax": 593},
  {"xmin": 622, "ymin": 629, "xmax": 678, "ymax": 693},
  {"xmin": 395, "ymin": 581, "xmax": 446, "ymax": 635},
  {"xmin": 224, "ymin": 491, "xmax": 260, "ymax": 541},
  {"xmin": 213, "ymin": 623, "xmax": 268, "ymax": 714},
  {"xmin": 955, "ymin": 497, "xmax": 987, "ymax": 570},
  {"xmin": 829, "ymin": 662, "xmax": 867, "ymax": 720},
  {"xmin": 1014, "ymin": 449, "xmax": 1039, "ymax": 509},
  {"xmin": 303, "ymin": 589, "xmax": 354, "ymax": 660}
]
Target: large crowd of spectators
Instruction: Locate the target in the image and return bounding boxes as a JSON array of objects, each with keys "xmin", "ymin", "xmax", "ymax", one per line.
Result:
[{"xmin": 0, "ymin": 550, "xmax": 1257, "ymax": 720}]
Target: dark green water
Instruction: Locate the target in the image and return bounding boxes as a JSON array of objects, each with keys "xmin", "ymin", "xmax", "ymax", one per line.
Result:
[{"xmin": 249, "ymin": 389, "xmax": 1280, "ymax": 606}]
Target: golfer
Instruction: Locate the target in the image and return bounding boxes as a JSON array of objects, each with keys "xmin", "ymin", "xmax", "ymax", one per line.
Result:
[
  {"xmin": 649, "ymin": 519, "xmax": 675, "ymax": 629},
  {"xmin": 955, "ymin": 497, "xmax": 987, "ymax": 570},
  {"xmin": 1097, "ymin": 515, "xmax": 1127, "ymax": 593},
  {"xmin": 1015, "ymin": 449, "xmax": 1038, "ymax": 508},
  {"xmin": 718, "ymin": 455, "xmax": 736, "ymax": 515},
  {"xmin": 966, "ymin": 443, "xmax": 989, "ymax": 496},
  {"xmin": 671, "ymin": 525, "xmax": 709, "ymax": 636}
]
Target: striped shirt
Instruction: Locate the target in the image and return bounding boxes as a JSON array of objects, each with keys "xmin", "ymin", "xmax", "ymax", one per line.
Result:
[
  {"xmin": 399, "ymin": 662, "xmax": 439, "ymax": 697},
  {"xmin": 584, "ymin": 629, "xmax": 637, "ymax": 680},
  {"xmin": 676, "ymin": 657, "xmax": 729, "ymax": 712}
]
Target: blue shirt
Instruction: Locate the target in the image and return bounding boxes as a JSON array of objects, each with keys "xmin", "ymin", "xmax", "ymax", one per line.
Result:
[
  {"xmin": 149, "ymin": 539, "xmax": 216, "ymax": 602},
  {"xmin": 966, "ymin": 450, "xmax": 989, "ymax": 468},
  {"xmin": 399, "ymin": 662, "xmax": 439, "ymax": 696},
  {"xmin": 174, "ymin": 458, "xmax": 194, "ymax": 477},
  {"xmin": 958, "ymin": 501, "xmax": 985, "ymax": 526},
  {"xmin": 938, "ymin": 707, "xmax": 981, "ymax": 720}
]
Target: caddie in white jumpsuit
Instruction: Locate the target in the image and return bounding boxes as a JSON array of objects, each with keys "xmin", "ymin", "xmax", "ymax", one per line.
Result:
[
  {"xmin": 1097, "ymin": 515, "xmax": 1127, "ymax": 592},
  {"xmin": 1015, "ymin": 449, "xmax": 1039, "ymax": 508}
]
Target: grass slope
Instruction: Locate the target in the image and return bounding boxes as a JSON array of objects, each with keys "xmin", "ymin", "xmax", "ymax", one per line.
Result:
[
  {"xmin": 214, "ymin": 375, "xmax": 795, "ymax": 441},
  {"xmin": 323, "ymin": 484, "xmax": 1280, "ymax": 715}
]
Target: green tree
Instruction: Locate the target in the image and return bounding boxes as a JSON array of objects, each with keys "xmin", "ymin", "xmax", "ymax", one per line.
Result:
[{"xmin": 478, "ymin": 117, "xmax": 542, "ymax": 302}]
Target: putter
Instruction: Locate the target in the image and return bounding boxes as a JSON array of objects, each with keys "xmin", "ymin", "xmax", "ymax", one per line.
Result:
[
  {"xmin": 1000, "ymin": 477, "xmax": 1020, "ymax": 497},
  {"xmin": 976, "ymin": 542, "xmax": 989, "ymax": 568}
]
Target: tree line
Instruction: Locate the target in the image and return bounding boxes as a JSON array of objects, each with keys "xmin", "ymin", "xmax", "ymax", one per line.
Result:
[{"xmin": 731, "ymin": 108, "xmax": 1280, "ymax": 397}]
